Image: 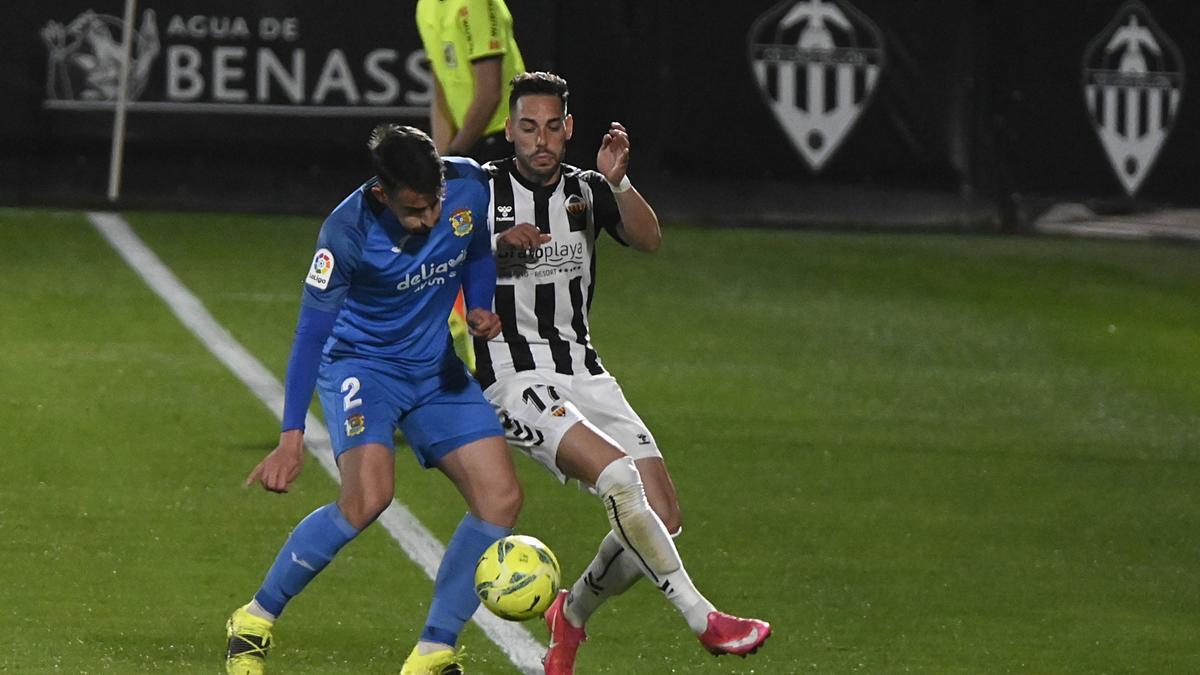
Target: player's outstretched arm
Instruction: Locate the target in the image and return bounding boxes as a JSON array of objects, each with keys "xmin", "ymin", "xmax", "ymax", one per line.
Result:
[
  {"xmin": 245, "ymin": 430, "xmax": 305, "ymax": 493},
  {"xmin": 597, "ymin": 122, "xmax": 661, "ymax": 252},
  {"xmin": 462, "ymin": 194, "xmax": 504, "ymax": 340},
  {"xmin": 243, "ymin": 304, "xmax": 336, "ymax": 492}
]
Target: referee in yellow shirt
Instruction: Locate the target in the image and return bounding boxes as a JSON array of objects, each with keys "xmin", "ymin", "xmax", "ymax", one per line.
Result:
[
  {"xmin": 416, "ymin": 0, "xmax": 525, "ymax": 162},
  {"xmin": 417, "ymin": 0, "xmax": 525, "ymax": 372}
]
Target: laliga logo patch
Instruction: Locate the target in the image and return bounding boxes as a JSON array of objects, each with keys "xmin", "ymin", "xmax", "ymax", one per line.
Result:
[
  {"xmin": 1083, "ymin": 1, "xmax": 1184, "ymax": 196},
  {"xmin": 449, "ymin": 208, "xmax": 474, "ymax": 237},
  {"xmin": 748, "ymin": 0, "xmax": 884, "ymax": 172},
  {"xmin": 306, "ymin": 248, "xmax": 334, "ymax": 289}
]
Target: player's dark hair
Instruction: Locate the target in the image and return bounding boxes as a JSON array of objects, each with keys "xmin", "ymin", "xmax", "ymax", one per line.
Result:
[
  {"xmin": 509, "ymin": 71, "xmax": 569, "ymax": 117},
  {"xmin": 367, "ymin": 123, "xmax": 444, "ymax": 196}
]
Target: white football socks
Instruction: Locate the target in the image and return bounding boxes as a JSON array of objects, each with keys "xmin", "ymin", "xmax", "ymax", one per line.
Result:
[
  {"xmin": 564, "ymin": 530, "xmax": 641, "ymax": 627},
  {"xmin": 245, "ymin": 599, "xmax": 277, "ymax": 622},
  {"xmin": 586, "ymin": 457, "xmax": 715, "ymax": 633}
]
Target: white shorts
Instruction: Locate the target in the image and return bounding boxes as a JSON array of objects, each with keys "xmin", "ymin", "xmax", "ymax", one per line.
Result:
[{"xmin": 484, "ymin": 371, "xmax": 662, "ymax": 483}]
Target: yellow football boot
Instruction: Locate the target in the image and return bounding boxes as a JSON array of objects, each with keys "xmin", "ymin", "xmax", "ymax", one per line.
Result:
[
  {"xmin": 399, "ymin": 644, "xmax": 464, "ymax": 675},
  {"xmin": 225, "ymin": 605, "xmax": 274, "ymax": 674}
]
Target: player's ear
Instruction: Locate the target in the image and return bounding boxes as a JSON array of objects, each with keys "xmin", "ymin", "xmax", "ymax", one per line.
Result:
[
  {"xmin": 504, "ymin": 117, "xmax": 513, "ymax": 142},
  {"xmin": 564, "ymin": 114, "xmax": 574, "ymax": 140},
  {"xmin": 370, "ymin": 184, "xmax": 386, "ymax": 202}
]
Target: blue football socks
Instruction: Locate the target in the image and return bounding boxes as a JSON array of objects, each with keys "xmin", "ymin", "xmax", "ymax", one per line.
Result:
[
  {"xmin": 253, "ymin": 503, "xmax": 360, "ymax": 617},
  {"xmin": 420, "ymin": 512, "xmax": 512, "ymax": 646}
]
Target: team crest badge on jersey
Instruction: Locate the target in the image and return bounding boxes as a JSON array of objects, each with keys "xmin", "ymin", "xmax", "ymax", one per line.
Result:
[
  {"xmin": 306, "ymin": 248, "xmax": 334, "ymax": 289},
  {"xmin": 1083, "ymin": 1, "xmax": 1184, "ymax": 196},
  {"xmin": 345, "ymin": 413, "xmax": 365, "ymax": 437},
  {"xmin": 564, "ymin": 194, "xmax": 588, "ymax": 232},
  {"xmin": 748, "ymin": 0, "xmax": 885, "ymax": 171},
  {"xmin": 449, "ymin": 208, "xmax": 474, "ymax": 237}
]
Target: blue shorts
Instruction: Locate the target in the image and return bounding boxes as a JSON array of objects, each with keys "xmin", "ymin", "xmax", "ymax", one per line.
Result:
[{"xmin": 316, "ymin": 356, "xmax": 503, "ymax": 467}]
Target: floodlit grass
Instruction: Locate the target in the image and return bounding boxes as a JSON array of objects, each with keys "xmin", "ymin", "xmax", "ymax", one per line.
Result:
[{"xmin": 2, "ymin": 206, "xmax": 1198, "ymax": 673}]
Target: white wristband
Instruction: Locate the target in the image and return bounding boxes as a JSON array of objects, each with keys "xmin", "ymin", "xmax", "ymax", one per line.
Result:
[{"xmin": 608, "ymin": 175, "xmax": 632, "ymax": 194}]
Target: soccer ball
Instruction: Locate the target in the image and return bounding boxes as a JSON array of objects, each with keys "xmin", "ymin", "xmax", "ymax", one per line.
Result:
[{"xmin": 474, "ymin": 534, "xmax": 561, "ymax": 621}]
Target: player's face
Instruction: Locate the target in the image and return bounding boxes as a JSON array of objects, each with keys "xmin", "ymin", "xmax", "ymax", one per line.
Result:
[
  {"xmin": 385, "ymin": 187, "xmax": 443, "ymax": 234},
  {"xmin": 507, "ymin": 94, "xmax": 573, "ymax": 185}
]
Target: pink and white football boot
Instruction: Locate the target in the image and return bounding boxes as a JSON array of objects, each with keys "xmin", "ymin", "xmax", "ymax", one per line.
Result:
[
  {"xmin": 697, "ymin": 611, "xmax": 772, "ymax": 657},
  {"xmin": 542, "ymin": 590, "xmax": 588, "ymax": 675}
]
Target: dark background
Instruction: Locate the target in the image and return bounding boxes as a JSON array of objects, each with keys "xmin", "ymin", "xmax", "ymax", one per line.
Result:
[{"xmin": 3, "ymin": 0, "xmax": 1197, "ymax": 226}]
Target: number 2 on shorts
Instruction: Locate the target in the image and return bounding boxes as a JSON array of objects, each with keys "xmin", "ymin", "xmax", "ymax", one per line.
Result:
[{"xmin": 341, "ymin": 377, "xmax": 363, "ymax": 411}]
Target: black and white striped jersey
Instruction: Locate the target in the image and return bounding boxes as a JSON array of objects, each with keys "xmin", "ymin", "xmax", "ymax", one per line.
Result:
[{"xmin": 473, "ymin": 157, "xmax": 627, "ymax": 389}]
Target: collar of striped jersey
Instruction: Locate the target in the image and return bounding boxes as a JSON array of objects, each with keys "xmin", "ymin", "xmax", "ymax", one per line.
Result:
[{"xmin": 504, "ymin": 157, "xmax": 562, "ymax": 195}]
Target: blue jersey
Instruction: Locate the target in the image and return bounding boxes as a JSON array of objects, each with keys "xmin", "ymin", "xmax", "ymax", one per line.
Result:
[{"xmin": 301, "ymin": 158, "xmax": 493, "ymax": 376}]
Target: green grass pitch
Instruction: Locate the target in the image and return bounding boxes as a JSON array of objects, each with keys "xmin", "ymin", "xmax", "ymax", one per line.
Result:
[{"xmin": 2, "ymin": 206, "xmax": 1198, "ymax": 673}]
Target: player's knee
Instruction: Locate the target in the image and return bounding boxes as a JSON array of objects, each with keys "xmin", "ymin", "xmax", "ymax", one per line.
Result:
[
  {"xmin": 595, "ymin": 456, "xmax": 642, "ymax": 502},
  {"xmin": 499, "ymin": 482, "xmax": 524, "ymax": 522},
  {"xmin": 480, "ymin": 480, "xmax": 523, "ymax": 526},
  {"xmin": 595, "ymin": 457, "xmax": 680, "ymax": 576},
  {"xmin": 594, "ymin": 456, "xmax": 651, "ymax": 535},
  {"xmin": 338, "ymin": 489, "xmax": 392, "ymax": 529}
]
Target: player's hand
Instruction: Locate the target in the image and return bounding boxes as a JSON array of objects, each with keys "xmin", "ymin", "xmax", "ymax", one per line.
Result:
[
  {"xmin": 497, "ymin": 222, "xmax": 550, "ymax": 253},
  {"xmin": 466, "ymin": 307, "xmax": 502, "ymax": 339},
  {"xmin": 597, "ymin": 122, "xmax": 631, "ymax": 187},
  {"xmin": 245, "ymin": 430, "xmax": 305, "ymax": 493}
]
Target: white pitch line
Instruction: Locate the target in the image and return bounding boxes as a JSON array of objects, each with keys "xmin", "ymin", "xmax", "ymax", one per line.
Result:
[{"xmin": 87, "ymin": 211, "xmax": 544, "ymax": 675}]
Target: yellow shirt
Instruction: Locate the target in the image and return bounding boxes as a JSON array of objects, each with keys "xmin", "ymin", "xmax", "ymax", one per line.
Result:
[{"xmin": 416, "ymin": 0, "xmax": 525, "ymax": 137}]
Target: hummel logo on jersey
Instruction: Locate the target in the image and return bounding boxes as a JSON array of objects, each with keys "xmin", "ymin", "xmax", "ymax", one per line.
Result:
[
  {"xmin": 498, "ymin": 410, "xmax": 545, "ymax": 446},
  {"xmin": 291, "ymin": 552, "xmax": 317, "ymax": 571},
  {"xmin": 496, "ymin": 205, "xmax": 514, "ymax": 222},
  {"xmin": 636, "ymin": 432, "xmax": 651, "ymax": 445}
]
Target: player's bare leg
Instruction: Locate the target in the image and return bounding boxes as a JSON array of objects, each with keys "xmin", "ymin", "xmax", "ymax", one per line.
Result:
[{"xmin": 437, "ymin": 435, "xmax": 523, "ymax": 527}]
